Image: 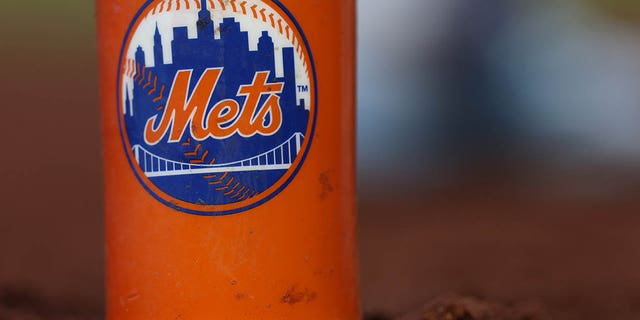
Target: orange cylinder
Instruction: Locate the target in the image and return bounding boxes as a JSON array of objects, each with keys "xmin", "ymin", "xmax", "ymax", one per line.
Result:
[{"xmin": 97, "ymin": 0, "xmax": 358, "ymax": 318}]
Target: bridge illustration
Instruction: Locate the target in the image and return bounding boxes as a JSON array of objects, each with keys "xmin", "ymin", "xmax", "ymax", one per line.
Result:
[{"xmin": 132, "ymin": 133, "xmax": 304, "ymax": 178}]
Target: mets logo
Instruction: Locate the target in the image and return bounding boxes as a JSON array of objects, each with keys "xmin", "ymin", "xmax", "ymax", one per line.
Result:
[{"xmin": 117, "ymin": 0, "xmax": 316, "ymax": 215}]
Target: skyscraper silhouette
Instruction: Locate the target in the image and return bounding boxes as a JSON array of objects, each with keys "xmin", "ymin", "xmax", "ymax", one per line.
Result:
[
  {"xmin": 196, "ymin": 0, "xmax": 215, "ymax": 40},
  {"xmin": 153, "ymin": 23, "xmax": 164, "ymax": 67}
]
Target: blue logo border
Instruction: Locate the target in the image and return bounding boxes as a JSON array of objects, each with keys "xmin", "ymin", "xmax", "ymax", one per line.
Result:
[{"xmin": 116, "ymin": 0, "xmax": 318, "ymax": 216}]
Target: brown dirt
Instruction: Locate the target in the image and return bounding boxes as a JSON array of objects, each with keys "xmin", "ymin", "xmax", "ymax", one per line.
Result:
[
  {"xmin": 395, "ymin": 294, "xmax": 550, "ymax": 320},
  {"xmin": 0, "ymin": 286, "xmax": 101, "ymax": 320},
  {"xmin": 359, "ymin": 169, "xmax": 640, "ymax": 320}
]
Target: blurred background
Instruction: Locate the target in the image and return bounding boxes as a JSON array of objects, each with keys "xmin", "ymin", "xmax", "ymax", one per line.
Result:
[{"xmin": 2, "ymin": 0, "xmax": 640, "ymax": 319}]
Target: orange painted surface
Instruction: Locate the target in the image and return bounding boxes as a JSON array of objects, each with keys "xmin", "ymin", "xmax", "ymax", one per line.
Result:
[{"xmin": 97, "ymin": 0, "xmax": 359, "ymax": 319}]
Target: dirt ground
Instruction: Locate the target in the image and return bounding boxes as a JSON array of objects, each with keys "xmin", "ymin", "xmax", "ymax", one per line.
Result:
[{"xmin": 359, "ymin": 169, "xmax": 640, "ymax": 320}]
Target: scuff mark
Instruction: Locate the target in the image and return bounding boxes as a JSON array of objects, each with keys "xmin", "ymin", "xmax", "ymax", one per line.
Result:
[
  {"xmin": 319, "ymin": 171, "xmax": 334, "ymax": 200},
  {"xmin": 281, "ymin": 285, "xmax": 317, "ymax": 305}
]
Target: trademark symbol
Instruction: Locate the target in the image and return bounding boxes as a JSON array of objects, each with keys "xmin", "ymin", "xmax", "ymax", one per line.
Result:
[{"xmin": 297, "ymin": 85, "xmax": 309, "ymax": 93}]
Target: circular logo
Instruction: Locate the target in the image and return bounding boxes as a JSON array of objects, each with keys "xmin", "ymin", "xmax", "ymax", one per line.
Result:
[{"xmin": 117, "ymin": 0, "xmax": 316, "ymax": 215}]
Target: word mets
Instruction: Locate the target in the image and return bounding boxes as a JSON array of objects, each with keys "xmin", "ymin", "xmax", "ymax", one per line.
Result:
[{"xmin": 145, "ymin": 68, "xmax": 284, "ymax": 145}]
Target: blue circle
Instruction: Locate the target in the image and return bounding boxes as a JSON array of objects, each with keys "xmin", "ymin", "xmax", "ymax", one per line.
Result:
[{"xmin": 116, "ymin": 0, "xmax": 318, "ymax": 216}]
